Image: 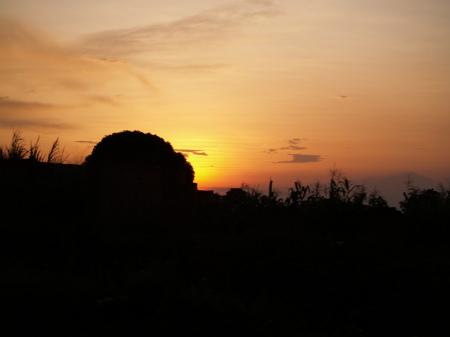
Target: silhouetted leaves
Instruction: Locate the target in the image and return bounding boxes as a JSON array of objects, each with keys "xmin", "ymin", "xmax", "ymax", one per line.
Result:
[
  {"xmin": 85, "ymin": 130, "xmax": 194, "ymax": 183},
  {"xmin": 401, "ymin": 187, "xmax": 450, "ymax": 243},
  {"xmin": 1, "ymin": 130, "xmax": 450, "ymax": 336}
]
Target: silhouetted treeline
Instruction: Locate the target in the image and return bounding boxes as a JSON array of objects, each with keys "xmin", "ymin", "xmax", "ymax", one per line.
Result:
[{"xmin": 1, "ymin": 130, "xmax": 450, "ymax": 336}]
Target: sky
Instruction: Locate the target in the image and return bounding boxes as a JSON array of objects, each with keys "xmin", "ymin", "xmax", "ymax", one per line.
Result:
[{"xmin": 1, "ymin": 0, "xmax": 449, "ymax": 206}]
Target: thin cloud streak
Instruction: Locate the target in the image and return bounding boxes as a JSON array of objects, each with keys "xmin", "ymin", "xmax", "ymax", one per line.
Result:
[
  {"xmin": 264, "ymin": 138, "xmax": 307, "ymax": 154},
  {"xmin": 279, "ymin": 145, "xmax": 306, "ymax": 150},
  {"xmin": 275, "ymin": 154, "xmax": 322, "ymax": 164},
  {"xmin": 0, "ymin": 98, "xmax": 55, "ymax": 111},
  {"xmin": 77, "ymin": 0, "xmax": 280, "ymax": 58},
  {"xmin": 176, "ymin": 149, "xmax": 208, "ymax": 157},
  {"xmin": 0, "ymin": 17, "xmax": 155, "ymax": 102},
  {"xmin": 333, "ymin": 95, "xmax": 351, "ymax": 100},
  {"xmin": 87, "ymin": 95, "xmax": 120, "ymax": 106},
  {"xmin": 265, "ymin": 148, "xmax": 278, "ymax": 153},
  {"xmin": 0, "ymin": 15, "xmax": 159, "ymax": 140},
  {"xmin": 75, "ymin": 140, "xmax": 98, "ymax": 145},
  {"xmin": 287, "ymin": 138, "xmax": 302, "ymax": 145},
  {"xmin": 0, "ymin": 99, "xmax": 66, "ymax": 126},
  {"xmin": 0, "ymin": 117, "xmax": 76, "ymax": 130}
]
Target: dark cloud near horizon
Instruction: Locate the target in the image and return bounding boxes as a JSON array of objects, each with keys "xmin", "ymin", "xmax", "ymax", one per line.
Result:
[
  {"xmin": 0, "ymin": 116, "xmax": 76, "ymax": 130},
  {"xmin": 78, "ymin": 0, "xmax": 280, "ymax": 58},
  {"xmin": 264, "ymin": 138, "xmax": 306, "ymax": 154},
  {"xmin": 335, "ymin": 95, "xmax": 349, "ymax": 100},
  {"xmin": 262, "ymin": 148, "xmax": 278, "ymax": 154},
  {"xmin": 275, "ymin": 154, "xmax": 322, "ymax": 164},
  {"xmin": 279, "ymin": 145, "xmax": 306, "ymax": 151},
  {"xmin": 94, "ymin": 57, "xmax": 130, "ymax": 65},
  {"xmin": 176, "ymin": 149, "xmax": 208, "ymax": 157},
  {"xmin": 87, "ymin": 95, "xmax": 120, "ymax": 106},
  {"xmin": 0, "ymin": 98, "xmax": 77, "ymax": 130},
  {"xmin": 0, "ymin": 98, "xmax": 55, "ymax": 111},
  {"xmin": 75, "ymin": 140, "xmax": 98, "ymax": 145},
  {"xmin": 287, "ymin": 138, "xmax": 302, "ymax": 145}
]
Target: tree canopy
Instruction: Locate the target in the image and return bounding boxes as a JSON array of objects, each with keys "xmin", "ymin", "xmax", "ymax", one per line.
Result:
[{"xmin": 85, "ymin": 130, "xmax": 194, "ymax": 183}]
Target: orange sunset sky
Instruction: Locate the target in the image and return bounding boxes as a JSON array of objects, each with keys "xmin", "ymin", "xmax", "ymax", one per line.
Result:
[{"xmin": 1, "ymin": 0, "xmax": 449, "ymax": 205}]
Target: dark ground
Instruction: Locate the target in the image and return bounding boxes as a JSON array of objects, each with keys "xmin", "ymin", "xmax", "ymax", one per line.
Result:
[{"xmin": 1, "ymin": 161, "xmax": 449, "ymax": 336}]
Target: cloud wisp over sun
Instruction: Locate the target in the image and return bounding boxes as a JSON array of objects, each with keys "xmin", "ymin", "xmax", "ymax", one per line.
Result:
[
  {"xmin": 176, "ymin": 149, "xmax": 208, "ymax": 157},
  {"xmin": 1, "ymin": 0, "xmax": 449, "ymax": 189},
  {"xmin": 0, "ymin": 1, "xmax": 282, "ymax": 134},
  {"xmin": 75, "ymin": 140, "xmax": 98, "ymax": 145}
]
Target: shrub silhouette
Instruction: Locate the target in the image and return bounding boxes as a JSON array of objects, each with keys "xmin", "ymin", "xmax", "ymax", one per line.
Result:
[
  {"xmin": 85, "ymin": 130, "xmax": 196, "ymax": 229},
  {"xmin": 85, "ymin": 130, "xmax": 194, "ymax": 182},
  {"xmin": 401, "ymin": 187, "xmax": 450, "ymax": 243}
]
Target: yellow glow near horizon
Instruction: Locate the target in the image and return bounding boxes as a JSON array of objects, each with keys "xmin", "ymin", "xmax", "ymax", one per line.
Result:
[{"xmin": 1, "ymin": 0, "xmax": 449, "ymax": 204}]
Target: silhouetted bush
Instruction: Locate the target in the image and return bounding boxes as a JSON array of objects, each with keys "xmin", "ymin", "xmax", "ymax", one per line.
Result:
[
  {"xmin": 84, "ymin": 130, "xmax": 197, "ymax": 231},
  {"xmin": 85, "ymin": 130, "xmax": 194, "ymax": 183},
  {"xmin": 401, "ymin": 187, "xmax": 450, "ymax": 243},
  {"xmin": 3, "ymin": 130, "xmax": 450, "ymax": 336}
]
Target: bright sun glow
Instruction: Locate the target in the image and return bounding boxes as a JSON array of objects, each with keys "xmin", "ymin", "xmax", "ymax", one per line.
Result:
[{"xmin": 1, "ymin": 0, "xmax": 449, "ymax": 206}]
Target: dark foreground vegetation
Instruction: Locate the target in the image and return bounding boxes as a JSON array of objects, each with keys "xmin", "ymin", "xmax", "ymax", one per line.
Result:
[{"xmin": 1, "ymin": 130, "xmax": 450, "ymax": 336}]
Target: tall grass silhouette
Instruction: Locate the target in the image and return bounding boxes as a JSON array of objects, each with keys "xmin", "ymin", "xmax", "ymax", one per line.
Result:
[
  {"xmin": 1, "ymin": 129, "xmax": 450, "ymax": 336},
  {"xmin": 0, "ymin": 129, "xmax": 69, "ymax": 163}
]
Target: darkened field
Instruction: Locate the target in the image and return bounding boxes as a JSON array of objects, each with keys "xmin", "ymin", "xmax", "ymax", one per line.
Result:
[{"xmin": 1, "ymin": 132, "xmax": 449, "ymax": 336}]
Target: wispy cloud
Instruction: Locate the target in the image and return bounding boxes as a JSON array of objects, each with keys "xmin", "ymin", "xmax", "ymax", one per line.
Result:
[
  {"xmin": 275, "ymin": 154, "xmax": 322, "ymax": 164},
  {"xmin": 0, "ymin": 116, "xmax": 76, "ymax": 130},
  {"xmin": 279, "ymin": 145, "xmax": 307, "ymax": 150},
  {"xmin": 87, "ymin": 95, "xmax": 120, "ymax": 106},
  {"xmin": 0, "ymin": 16, "xmax": 161, "ymax": 138},
  {"xmin": 83, "ymin": 56, "xmax": 156, "ymax": 91},
  {"xmin": 263, "ymin": 138, "xmax": 306, "ymax": 153},
  {"xmin": 0, "ymin": 16, "xmax": 154, "ymax": 100},
  {"xmin": 75, "ymin": 140, "xmax": 98, "ymax": 145},
  {"xmin": 176, "ymin": 149, "xmax": 208, "ymax": 157},
  {"xmin": 333, "ymin": 95, "xmax": 350, "ymax": 100},
  {"xmin": 0, "ymin": 98, "xmax": 69, "ymax": 129},
  {"xmin": 77, "ymin": 0, "xmax": 280, "ymax": 59},
  {"xmin": 0, "ymin": 96, "xmax": 78, "ymax": 130},
  {"xmin": 262, "ymin": 148, "xmax": 278, "ymax": 154},
  {"xmin": 266, "ymin": 138, "xmax": 321, "ymax": 163},
  {"xmin": 92, "ymin": 57, "xmax": 130, "ymax": 65},
  {"xmin": 287, "ymin": 138, "xmax": 302, "ymax": 145},
  {"xmin": 0, "ymin": 97, "xmax": 85, "ymax": 130},
  {"xmin": 0, "ymin": 98, "xmax": 56, "ymax": 111}
]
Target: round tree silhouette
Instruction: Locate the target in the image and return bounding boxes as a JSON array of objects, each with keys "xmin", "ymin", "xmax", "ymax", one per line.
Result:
[{"xmin": 85, "ymin": 130, "xmax": 197, "ymax": 228}]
